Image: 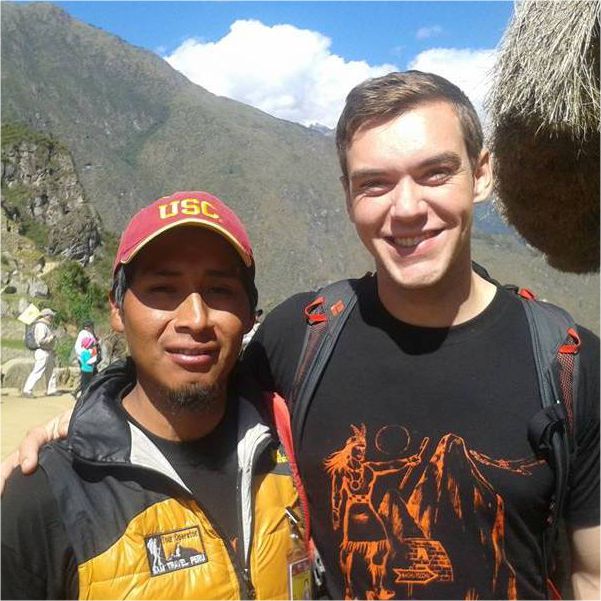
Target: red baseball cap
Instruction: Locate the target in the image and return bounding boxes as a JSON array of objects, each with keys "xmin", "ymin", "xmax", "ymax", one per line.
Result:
[{"xmin": 113, "ymin": 191, "xmax": 254, "ymax": 276}]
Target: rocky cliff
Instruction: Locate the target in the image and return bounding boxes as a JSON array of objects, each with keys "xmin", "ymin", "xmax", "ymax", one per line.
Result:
[
  {"xmin": 1, "ymin": 123, "xmax": 109, "ymax": 368},
  {"xmin": 1, "ymin": 123, "xmax": 102, "ymax": 264}
]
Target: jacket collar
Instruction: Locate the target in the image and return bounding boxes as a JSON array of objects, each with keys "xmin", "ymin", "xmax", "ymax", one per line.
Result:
[{"xmin": 67, "ymin": 359, "xmax": 272, "ymax": 469}]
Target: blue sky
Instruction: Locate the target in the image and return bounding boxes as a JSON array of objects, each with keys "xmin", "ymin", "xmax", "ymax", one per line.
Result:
[{"xmin": 54, "ymin": 1, "xmax": 515, "ymax": 127}]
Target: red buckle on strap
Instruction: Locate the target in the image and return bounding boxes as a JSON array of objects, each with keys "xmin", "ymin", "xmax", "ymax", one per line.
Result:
[
  {"xmin": 304, "ymin": 296, "xmax": 327, "ymax": 324},
  {"xmin": 330, "ymin": 300, "xmax": 345, "ymax": 316},
  {"xmin": 518, "ymin": 288, "xmax": 536, "ymax": 300},
  {"xmin": 559, "ymin": 328, "xmax": 581, "ymax": 354}
]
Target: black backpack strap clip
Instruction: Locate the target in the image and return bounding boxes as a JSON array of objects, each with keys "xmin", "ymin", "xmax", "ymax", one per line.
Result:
[{"xmin": 527, "ymin": 403, "xmax": 568, "ymax": 459}]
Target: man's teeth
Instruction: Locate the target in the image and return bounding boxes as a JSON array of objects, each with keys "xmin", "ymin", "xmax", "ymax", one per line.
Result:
[
  {"xmin": 174, "ymin": 349, "xmax": 204, "ymax": 356},
  {"xmin": 393, "ymin": 233, "xmax": 432, "ymax": 247}
]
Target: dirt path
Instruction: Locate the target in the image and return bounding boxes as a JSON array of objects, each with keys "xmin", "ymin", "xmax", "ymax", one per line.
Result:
[{"xmin": 1, "ymin": 387, "xmax": 75, "ymax": 459}]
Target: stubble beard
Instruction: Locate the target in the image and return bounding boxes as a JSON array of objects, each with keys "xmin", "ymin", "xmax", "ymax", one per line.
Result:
[{"xmin": 161, "ymin": 382, "xmax": 225, "ymax": 415}]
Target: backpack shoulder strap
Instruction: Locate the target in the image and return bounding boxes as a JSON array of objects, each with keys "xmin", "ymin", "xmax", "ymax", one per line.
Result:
[
  {"xmin": 519, "ymin": 291, "xmax": 580, "ymax": 436},
  {"xmin": 517, "ymin": 289, "xmax": 581, "ymax": 586},
  {"xmin": 475, "ymin": 261, "xmax": 581, "ymax": 587},
  {"xmin": 288, "ymin": 276, "xmax": 366, "ymax": 447},
  {"xmin": 269, "ymin": 392, "xmax": 313, "ymax": 552},
  {"xmin": 265, "ymin": 276, "xmax": 365, "ymax": 593}
]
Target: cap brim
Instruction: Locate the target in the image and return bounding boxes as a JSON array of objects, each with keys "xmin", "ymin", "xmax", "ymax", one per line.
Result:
[{"xmin": 119, "ymin": 219, "xmax": 253, "ymax": 269}]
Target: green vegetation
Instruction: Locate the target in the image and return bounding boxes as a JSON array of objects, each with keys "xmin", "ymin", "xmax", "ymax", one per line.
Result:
[
  {"xmin": 55, "ymin": 335, "xmax": 76, "ymax": 367},
  {"xmin": 87, "ymin": 231, "xmax": 119, "ymax": 288},
  {"xmin": 1, "ymin": 339, "xmax": 24, "ymax": 349},
  {"xmin": 1, "ymin": 122, "xmax": 59, "ymax": 148},
  {"xmin": 45, "ymin": 261, "xmax": 108, "ymax": 326}
]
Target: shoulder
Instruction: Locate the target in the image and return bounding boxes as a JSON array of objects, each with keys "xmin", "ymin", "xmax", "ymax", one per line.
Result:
[
  {"xmin": 576, "ymin": 324, "xmax": 600, "ymax": 358},
  {"xmin": 241, "ymin": 291, "xmax": 315, "ymax": 391},
  {"xmin": 264, "ymin": 290, "xmax": 316, "ymax": 326},
  {"xmin": 5, "ymin": 442, "xmax": 73, "ymax": 496},
  {"xmin": 2, "ymin": 453, "xmax": 64, "ymax": 536},
  {"xmin": 252, "ymin": 290, "xmax": 317, "ymax": 351},
  {"xmin": 3, "ymin": 461, "xmax": 55, "ymax": 509},
  {"xmin": 2, "ymin": 449, "xmax": 76, "ymax": 599},
  {"xmin": 262, "ymin": 276, "xmax": 368, "ymax": 329}
]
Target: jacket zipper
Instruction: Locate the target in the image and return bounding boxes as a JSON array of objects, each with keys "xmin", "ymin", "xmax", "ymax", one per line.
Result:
[{"xmin": 237, "ymin": 434, "xmax": 272, "ymax": 600}]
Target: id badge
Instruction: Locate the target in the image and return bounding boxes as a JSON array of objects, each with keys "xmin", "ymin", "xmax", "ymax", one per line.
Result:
[{"xmin": 288, "ymin": 556, "xmax": 312, "ymax": 600}]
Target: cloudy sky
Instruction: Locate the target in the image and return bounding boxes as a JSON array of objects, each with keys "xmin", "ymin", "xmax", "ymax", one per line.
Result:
[{"xmin": 56, "ymin": 1, "xmax": 514, "ymax": 128}]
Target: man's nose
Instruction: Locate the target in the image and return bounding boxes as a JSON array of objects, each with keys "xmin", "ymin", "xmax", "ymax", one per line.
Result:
[
  {"xmin": 389, "ymin": 179, "xmax": 427, "ymax": 220},
  {"xmin": 174, "ymin": 292, "xmax": 209, "ymax": 332}
]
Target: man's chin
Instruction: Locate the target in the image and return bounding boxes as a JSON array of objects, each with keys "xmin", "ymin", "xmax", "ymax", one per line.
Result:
[
  {"xmin": 160, "ymin": 381, "xmax": 225, "ymax": 415},
  {"xmin": 378, "ymin": 263, "xmax": 443, "ymax": 291}
]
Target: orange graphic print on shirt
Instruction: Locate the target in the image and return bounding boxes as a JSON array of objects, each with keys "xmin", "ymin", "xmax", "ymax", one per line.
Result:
[{"xmin": 323, "ymin": 424, "xmax": 543, "ymax": 600}]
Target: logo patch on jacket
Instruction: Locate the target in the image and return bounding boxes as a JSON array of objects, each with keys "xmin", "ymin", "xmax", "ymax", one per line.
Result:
[
  {"xmin": 145, "ymin": 526, "xmax": 208, "ymax": 576},
  {"xmin": 271, "ymin": 446, "xmax": 292, "ymax": 475}
]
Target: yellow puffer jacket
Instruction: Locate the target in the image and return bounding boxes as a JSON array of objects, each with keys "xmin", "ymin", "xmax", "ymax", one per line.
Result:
[{"xmin": 38, "ymin": 363, "xmax": 309, "ymax": 599}]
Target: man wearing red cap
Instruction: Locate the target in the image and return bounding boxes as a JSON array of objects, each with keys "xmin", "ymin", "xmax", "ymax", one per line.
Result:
[{"xmin": 1, "ymin": 192, "xmax": 311, "ymax": 600}]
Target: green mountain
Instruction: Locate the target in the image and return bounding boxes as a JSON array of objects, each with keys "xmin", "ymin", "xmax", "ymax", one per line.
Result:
[
  {"xmin": 1, "ymin": 1, "xmax": 598, "ymax": 332},
  {"xmin": 1, "ymin": 1, "xmax": 371, "ymax": 308}
]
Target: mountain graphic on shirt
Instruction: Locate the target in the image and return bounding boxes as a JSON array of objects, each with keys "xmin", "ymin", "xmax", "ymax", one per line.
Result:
[
  {"xmin": 402, "ymin": 433, "xmax": 518, "ymax": 599},
  {"xmin": 323, "ymin": 425, "xmax": 538, "ymax": 599}
]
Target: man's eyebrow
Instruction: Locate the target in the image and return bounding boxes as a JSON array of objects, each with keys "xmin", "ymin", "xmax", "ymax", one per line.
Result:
[
  {"xmin": 349, "ymin": 168, "xmax": 389, "ymax": 182},
  {"xmin": 349, "ymin": 152, "xmax": 463, "ymax": 182},
  {"xmin": 417, "ymin": 152, "xmax": 462, "ymax": 170}
]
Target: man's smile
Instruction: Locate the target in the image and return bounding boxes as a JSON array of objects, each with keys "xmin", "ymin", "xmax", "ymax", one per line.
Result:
[{"xmin": 165, "ymin": 345, "xmax": 219, "ymax": 370}]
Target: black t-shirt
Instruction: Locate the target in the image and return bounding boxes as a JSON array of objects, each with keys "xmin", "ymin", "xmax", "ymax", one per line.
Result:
[
  {"xmin": 243, "ymin": 276, "xmax": 600, "ymax": 600},
  {"xmin": 1, "ymin": 393, "xmax": 240, "ymax": 599},
  {"xmin": 126, "ymin": 396, "xmax": 240, "ymax": 548}
]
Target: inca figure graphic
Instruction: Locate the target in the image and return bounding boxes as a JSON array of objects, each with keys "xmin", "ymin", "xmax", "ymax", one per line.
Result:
[{"xmin": 324, "ymin": 424, "xmax": 423, "ymax": 600}]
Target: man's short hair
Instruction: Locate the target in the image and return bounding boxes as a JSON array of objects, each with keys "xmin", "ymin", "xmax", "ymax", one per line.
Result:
[
  {"xmin": 110, "ymin": 266, "xmax": 129, "ymax": 310},
  {"xmin": 336, "ymin": 70, "xmax": 484, "ymax": 180}
]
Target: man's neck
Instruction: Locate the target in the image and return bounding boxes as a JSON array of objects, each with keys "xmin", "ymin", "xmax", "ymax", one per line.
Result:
[
  {"xmin": 376, "ymin": 267, "xmax": 497, "ymax": 328},
  {"xmin": 122, "ymin": 383, "xmax": 227, "ymax": 442}
]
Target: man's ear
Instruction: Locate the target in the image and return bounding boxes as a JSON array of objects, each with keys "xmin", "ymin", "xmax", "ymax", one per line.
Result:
[
  {"xmin": 242, "ymin": 309, "xmax": 254, "ymax": 335},
  {"xmin": 109, "ymin": 294, "xmax": 125, "ymax": 333},
  {"xmin": 340, "ymin": 175, "xmax": 355, "ymax": 222},
  {"xmin": 473, "ymin": 148, "xmax": 493, "ymax": 204}
]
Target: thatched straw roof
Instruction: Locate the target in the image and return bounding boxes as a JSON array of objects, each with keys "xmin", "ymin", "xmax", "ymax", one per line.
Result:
[{"xmin": 487, "ymin": 0, "xmax": 600, "ymax": 273}]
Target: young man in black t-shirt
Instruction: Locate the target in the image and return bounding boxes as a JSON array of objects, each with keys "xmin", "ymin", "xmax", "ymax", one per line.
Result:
[{"xmin": 243, "ymin": 72, "xmax": 599, "ymax": 599}]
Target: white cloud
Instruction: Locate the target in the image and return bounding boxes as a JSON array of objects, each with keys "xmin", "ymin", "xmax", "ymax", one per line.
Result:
[
  {"xmin": 415, "ymin": 25, "xmax": 442, "ymax": 40},
  {"xmin": 164, "ymin": 19, "xmax": 397, "ymax": 128},
  {"xmin": 407, "ymin": 48, "xmax": 498, "ymax": 122}
]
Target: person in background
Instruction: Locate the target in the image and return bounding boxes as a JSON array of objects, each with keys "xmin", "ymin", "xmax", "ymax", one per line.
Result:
[
  {"xmin": 74, "ymin": 319, "xmax": 100, "ymax": 397},
  {"xmin": 22, "ymin": 307, "xmax": 59, "ymax": 398}
]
